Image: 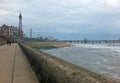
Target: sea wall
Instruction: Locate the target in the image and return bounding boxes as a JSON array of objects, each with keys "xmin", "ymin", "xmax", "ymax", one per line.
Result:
[{"xmin": 19, "ymin": 43, "xmax": 118, "ymax": 83}]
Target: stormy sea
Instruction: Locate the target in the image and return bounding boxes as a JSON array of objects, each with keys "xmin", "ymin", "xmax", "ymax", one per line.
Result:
[{"xmin": 42, "ymin": 44, "xmax": 120, "ymax": 81}]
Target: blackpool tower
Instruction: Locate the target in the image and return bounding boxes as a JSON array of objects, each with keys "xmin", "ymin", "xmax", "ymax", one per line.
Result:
[{"xmin": 19, "ymin": 12, "xmax": 23, "ymax": 36}]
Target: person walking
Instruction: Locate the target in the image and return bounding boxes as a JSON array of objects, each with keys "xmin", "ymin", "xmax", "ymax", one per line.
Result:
[{"xmin": 7, "ymin": 38, "xmax": 11, "ymax": 45}]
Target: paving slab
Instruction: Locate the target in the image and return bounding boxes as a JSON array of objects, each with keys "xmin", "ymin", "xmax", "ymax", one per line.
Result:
[
  {"xmin": 13, "ymin": 76, "xmax": 38, "ymax": 83},
  {"xmin": 0, "ymin": 44, "xmax": 39, "ymax": 83}
]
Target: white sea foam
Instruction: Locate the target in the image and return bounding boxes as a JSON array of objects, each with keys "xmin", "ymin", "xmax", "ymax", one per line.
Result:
[{"xmin": 43, "ymin": 43, "xmax": 120, "ymax": 81}]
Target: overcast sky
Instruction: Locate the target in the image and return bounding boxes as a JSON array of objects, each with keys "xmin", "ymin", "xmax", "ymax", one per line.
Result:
[{"xmin": 0, "ymin": 0, "xmax": 120, "ymax": 40}]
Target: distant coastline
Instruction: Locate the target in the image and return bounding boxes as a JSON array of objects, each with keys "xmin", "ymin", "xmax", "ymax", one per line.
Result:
[{"xmin": 26, "ymin": 42, "xmax": 71, "ymax": 50}]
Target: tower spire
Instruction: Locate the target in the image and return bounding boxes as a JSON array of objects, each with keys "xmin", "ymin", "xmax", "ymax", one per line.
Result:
[
  {"xmin": 19, "ymin": 12, "xmax": 23, "ymax": 37},
  {"xmin": 19, "ymin": 12, "xmax": 22, "ymax": 19}
]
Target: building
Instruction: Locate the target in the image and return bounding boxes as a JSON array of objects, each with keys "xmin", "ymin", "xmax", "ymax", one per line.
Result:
[
  {"xmin": 0, "ymin": 12, "xmax": 23, "ymax": 38},
  {"xmin": 19, "ymin": 12, "xmax": 23, "ymax": 36},
  {"xmin": 0, "ymin": 24, "xmax": 19, "ymax": 37}
]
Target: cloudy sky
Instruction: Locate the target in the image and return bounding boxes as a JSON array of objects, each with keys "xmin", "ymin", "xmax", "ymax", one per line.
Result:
[{"xmin": 0, "ymin": 0, "xmax": 120, "ymax": 40}]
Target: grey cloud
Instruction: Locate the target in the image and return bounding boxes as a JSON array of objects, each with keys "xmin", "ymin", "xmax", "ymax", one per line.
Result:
[{"xmin": 0, "ymin": 0, "xmax": 120, "ymax": 39}]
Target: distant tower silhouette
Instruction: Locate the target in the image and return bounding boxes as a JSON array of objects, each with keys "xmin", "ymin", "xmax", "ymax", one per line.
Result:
[
  {"xmin": 30, "ymin": 28, "xmax": 32, "ymax": 38},
  {"xmin": 19, "ymin": 12, "xmax": 23, "ymax": 36}
]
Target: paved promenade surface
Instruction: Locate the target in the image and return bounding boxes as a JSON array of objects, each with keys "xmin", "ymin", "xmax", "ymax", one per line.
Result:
[{"xmin": 0, "ymin": 43, "xmax": 39, "ymax": 83}]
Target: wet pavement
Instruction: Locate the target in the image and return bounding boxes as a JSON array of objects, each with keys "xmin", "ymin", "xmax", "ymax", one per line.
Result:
[{"xmin": 0, "ymin": 44, "xmax": 39, "ymax": 83}]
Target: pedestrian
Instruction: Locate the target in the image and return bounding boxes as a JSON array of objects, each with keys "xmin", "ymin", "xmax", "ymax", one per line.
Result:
[{"xmin": 7, "ymin": 39, "xmax": 11, "ymax": 46}]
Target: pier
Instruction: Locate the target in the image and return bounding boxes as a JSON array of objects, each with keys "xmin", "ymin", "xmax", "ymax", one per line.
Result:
[{"xmin": 62, "ymin": 39, "xmax": 120, "ymax": 44}]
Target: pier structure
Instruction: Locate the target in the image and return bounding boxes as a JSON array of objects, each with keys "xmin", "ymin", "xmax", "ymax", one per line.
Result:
[{"xmin": 62, "ymin": 39, "xmax": 120, "ymax": 44}]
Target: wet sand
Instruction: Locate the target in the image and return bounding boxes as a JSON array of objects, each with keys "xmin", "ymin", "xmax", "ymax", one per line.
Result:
[{"xmin": 26, "ymin": 42, "xmax": 71, "ymax": 48}]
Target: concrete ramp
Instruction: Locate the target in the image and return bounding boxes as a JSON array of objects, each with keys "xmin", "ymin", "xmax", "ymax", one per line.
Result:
[{"xmin": 0, "ymin": 44, "xmax": 39, "ymax": 83}]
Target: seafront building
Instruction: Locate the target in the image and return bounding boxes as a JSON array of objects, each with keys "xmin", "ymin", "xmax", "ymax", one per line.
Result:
[{"xmin": 0, "ymin": 13, "xmax": 23, "ymax": 38}]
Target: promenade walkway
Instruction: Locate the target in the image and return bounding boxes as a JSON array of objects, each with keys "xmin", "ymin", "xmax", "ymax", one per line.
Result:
[{"xmin": 0, "ymin": 43, "xmax": 39, "ymax": 83}]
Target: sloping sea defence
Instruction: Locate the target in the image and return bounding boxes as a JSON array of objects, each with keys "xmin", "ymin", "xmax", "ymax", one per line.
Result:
[
  {"xmin": 43, "ymin": 44, "xmax": 120, "ymax": 81},
  {"xmin": 19, "ymin": 42, "xmax": 119, "ymax": 83}
]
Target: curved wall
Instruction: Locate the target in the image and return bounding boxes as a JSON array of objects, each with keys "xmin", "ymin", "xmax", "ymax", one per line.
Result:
[{"xmin": 19, "ymin": 43, "xmax": 118, "ymax": 83}]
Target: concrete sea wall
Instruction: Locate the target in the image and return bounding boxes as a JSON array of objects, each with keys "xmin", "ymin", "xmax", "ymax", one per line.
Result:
[{"xmin": 19, "ymin": 43, "xmax": 119, "ymax": 83}]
